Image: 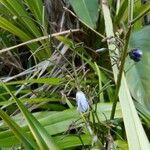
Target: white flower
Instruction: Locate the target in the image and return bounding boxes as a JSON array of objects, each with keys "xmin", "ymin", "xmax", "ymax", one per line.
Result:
[{"xmin": 76, "ymin": 91, "xmax": 89, "ymax": 113}]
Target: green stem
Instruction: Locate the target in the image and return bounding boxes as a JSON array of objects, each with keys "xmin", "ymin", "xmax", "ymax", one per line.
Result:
[
  {"xmin": 110, "ymin": 0, "xmax": 134, "ymax": 119},
  {"xmin": 110, "ymin": 26, "xmax": 132, "ymax": 119},
  {"xmin": 128, "ymin": 0, "xmax": 134, "ymax": 22}
]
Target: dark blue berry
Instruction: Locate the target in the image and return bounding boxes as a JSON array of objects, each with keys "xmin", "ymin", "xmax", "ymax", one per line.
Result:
[{"xmin": 129, "ymin": 48, "xmax": 143, "ymax": 62}]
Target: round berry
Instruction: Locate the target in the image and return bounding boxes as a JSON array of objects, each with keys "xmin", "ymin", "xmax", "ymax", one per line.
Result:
[{"xmin": 129, "ymin": 48, "xmax": 143, "ymax": 62}]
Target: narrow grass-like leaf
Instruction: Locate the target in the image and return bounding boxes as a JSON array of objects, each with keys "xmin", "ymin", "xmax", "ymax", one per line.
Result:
[
  {"xmin": 55, "ymin": 135, "xmax": 91, "ymax": 149},
  {"xmin": 0, "ymin": 16, "xmax": 45, "ymax": 60},
  {"xmin": 0, "ymin": 16, "xmax": 33, "ymax": 41},
  {"xmin": 0, "ymin": 0, "xmax": 50, "ymax": 59},
  {"xmin": 4, "ymin": 78, "xmax": 63, "ymax": 85},
  {"xmin": 0, "ymin": 103, "xmax": 122, "ymax": 147},
  {"xmin": 0, "ymin": 108, "xmax": 37, "ymax": 149},
  {"xmin": 94, "ymin": 62, "xmax": 104, "ymax": 102},
  {"xmin": 131, "ymin": 3, "xmax": 150, "ymax": 25},
  {"xmin": 24, "ymin": 0, "xmax": 43, "ymax": 24},
  {"xmin": 1, "ymin": 82, "xmax": 60, "ymax": 150},
  {"xmin": 115, "ymin": 0, "xmax": 128, "ymax": 23},
  {"xmin": 0, "ymin": 97, "xmax": 59, "ymax": 106},
  {"xmin": 0, "ymin": 0, "xmax": 41, "ymax": 37}
]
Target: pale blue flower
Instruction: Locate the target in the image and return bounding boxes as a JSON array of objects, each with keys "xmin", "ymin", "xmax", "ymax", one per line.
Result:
[{"xmin": 76, "ymin": 91, "xmax": 89, "ymax": 113}]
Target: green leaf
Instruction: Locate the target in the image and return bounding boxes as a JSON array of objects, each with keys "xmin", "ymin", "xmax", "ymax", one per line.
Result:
[
  {"xmin": 0, "ymin": 103, "xmax": 122, "ymax": 148},
  {"xmin": 135, "ymin": 101, "xmax": 150, "ymax": 127},
  {"xmin": 0, "ymin": 16, "xmax": 32, "ymax": 41},
  {"xmin": 24, "ymin": 0, "xmax": 43, "ymax": 24},
  {"xmin": 115, "ymin": 140, "xmax": 128, "ymax": 150},
  {"xmin": 55, "ymin": 135, "xmax": 91, "ymax": 149},
  {"xmin": 0, "ymin": 97, "xmax": 59, "ymax": 106},
  {"xmin": 4, "ymin": 78, "xmax": 63, "ymax": 85},
  {"xmin": 0, "ymin": 0, "xmax": 51, "ymax": 60},
  {"xmin": 0, "ymin": 16, "xmax": 45, "ymax": 60},
  {"xmin": 0, "ymin": 109, "xmax": 37, "ymax": 149},
  {"xmin": 132, "ymin": 3, "xmax": 150, "ymax": 25},
  {"xmin": 127, "ymin": 26, "xmax": 150, "ymax": 110},
  {"xmin": 69, "ymin": 0, "xmax": 99, "ymax": 28},
  {"xmin": 0, "ymin": 0, "xmax": 41, "ymax": 37},
  {"xmin": 94, "ymin": 62, "xmax": 104, "ymax": 101},
  {"xmin": 1, "ymin": 81, "xmax": 60, "ymax": 150},
  {"xmin": 115, "ymin": 0, "xmax": 128, "ymax": 23}
]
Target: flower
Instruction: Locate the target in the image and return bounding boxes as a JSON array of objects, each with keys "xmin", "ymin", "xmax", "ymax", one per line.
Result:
[
  {"xmin": 129, "ymin": 48, "xmax": 143, "ymax": 62},
  {"xmin": 76, "ymin": 91, "xmax": 89, "ymax": 113}
]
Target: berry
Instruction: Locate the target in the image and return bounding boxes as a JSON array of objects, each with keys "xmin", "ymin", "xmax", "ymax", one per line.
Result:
[{"xmin": 129, "ymin": 48, "xmax": 143, "ymax": 62}]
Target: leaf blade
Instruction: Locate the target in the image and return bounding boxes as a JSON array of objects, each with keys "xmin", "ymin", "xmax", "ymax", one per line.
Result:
[
  {"xmin": 1, "ymin": 81, "xmax": 60, "ymax": 150},
  {"xmin": 69, "ymin": 0, "xmax": 99, "ymax": 28}
]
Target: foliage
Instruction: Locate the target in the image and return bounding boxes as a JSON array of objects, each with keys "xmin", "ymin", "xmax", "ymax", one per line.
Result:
[
  {"xmin": 127, "ymin": 26, "xmax": 150, "ymax": 110},
  {"xmin": 0, "ymin": 0, "xmax": 50, "ymax": 60},
  {"xmin": 0, "ymin": 0, "xmax": 150, "ymax": 149}
]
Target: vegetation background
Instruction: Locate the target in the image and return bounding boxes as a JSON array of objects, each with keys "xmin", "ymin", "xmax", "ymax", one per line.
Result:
[{"xmin": 0, "ymin": 0, "xmax": 150, "ymax": 149}]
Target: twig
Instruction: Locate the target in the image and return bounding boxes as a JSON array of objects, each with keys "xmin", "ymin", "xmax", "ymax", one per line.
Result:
[{"xmin": 0, "ymin": 29, "xmax": 81, "ymax": 54}]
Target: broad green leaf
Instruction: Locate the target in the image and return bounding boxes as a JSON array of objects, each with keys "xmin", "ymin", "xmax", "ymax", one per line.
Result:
[
  {"xmin": 0, "ymin": 134, "xmax": 91, "ymax": 149},
  {"xmin": 135, "ymin": 101, "xmax": 150, "ymax": 127},
  {"xmin": 69, "ymin": 0, "xmax": 99, "ymax": 28},
  {"xmin": 118, "ymin": 77, "xmax": 150, "ymax": 149},
  {"xmin": 127, "ymin": 26, "xmax": 150, "ymax": 110}
]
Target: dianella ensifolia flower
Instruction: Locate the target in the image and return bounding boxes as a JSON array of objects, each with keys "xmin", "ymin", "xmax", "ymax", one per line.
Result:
[{"xmin": 76, "ymin": 91, "xmax": 89, "ymax": 113}]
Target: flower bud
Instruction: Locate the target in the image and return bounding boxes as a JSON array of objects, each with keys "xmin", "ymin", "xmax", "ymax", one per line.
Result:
[{"xmin": 76, "ymin": 91, "xmax": 89, "ymax": 113}]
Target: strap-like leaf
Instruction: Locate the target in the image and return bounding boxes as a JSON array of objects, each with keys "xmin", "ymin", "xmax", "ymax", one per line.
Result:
[{"xmin": 69, "ymin": 0, "xmax": 99, "ymax": 28}]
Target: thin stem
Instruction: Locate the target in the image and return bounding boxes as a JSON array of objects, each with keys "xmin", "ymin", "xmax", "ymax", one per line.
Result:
[
  {"xmin": 0, "ymin": 29, "xmax": 81, "ymax": 54},
  {"xmin": 128, "ymin": 0, "xmax": 134, "ymax": 22},
  {"xmin": 110, "ymin": 0, "xmax": 134, "ymax": 119},
  {"xmin": 72, "ymin": 53, "xmax": 80, "ymax": 90},
  {"xmin": 110, "ymin": 26, "xmax": 132, "ymax": 119}
]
